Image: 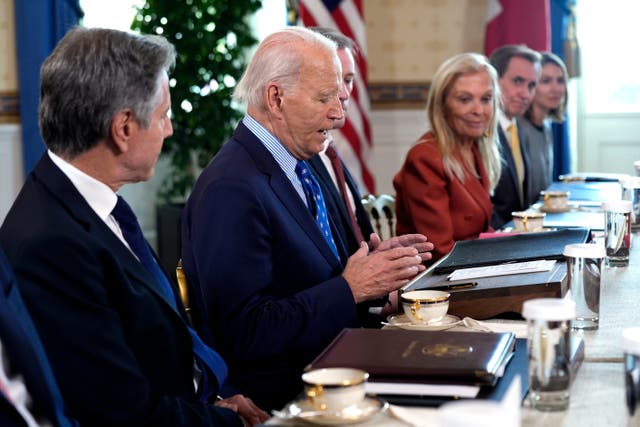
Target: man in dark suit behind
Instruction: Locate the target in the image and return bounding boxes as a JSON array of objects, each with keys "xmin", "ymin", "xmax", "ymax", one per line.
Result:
[
  {"xmin": 0, "ymin": 27, "xmax": 266, "ymax": 427},
  {"xmin": 181, "ymin": 27, "xmax": 433, "ymax": 411},
  {"xmin": 0, "ymin": 246, "xmax": 77, "ymax": 427},
  {"xmin": 307, "ymin": 28, "xmax": 374, "ymax": 258},
  {"xmin": 489, "ymin": 45, "xmax": 541, "ymax": 229},
  {"xmin": 307, "ymin": 28, "xmax": 415, "ymax": 321}
]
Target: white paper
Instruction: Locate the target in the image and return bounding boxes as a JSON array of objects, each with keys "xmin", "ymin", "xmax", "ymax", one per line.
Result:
[
  {"xmin": 365, "ymin": 381, "xmax": 480, "ymax": 398},
  {"xmin": 447, "ymin": 260, "xmax": 556, "ymax": 281}
]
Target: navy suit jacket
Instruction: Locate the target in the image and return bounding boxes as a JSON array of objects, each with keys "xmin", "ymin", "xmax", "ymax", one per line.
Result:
[
  {"xmin": 182, "ymin": 121, "xmax": 360, "ymax": 410},
  {"xmin": 0, "ymin": 155, "xmax": 241, "ymax": 427},
  {"xmin": 0, "ymin": 247, "xmax": 77, "ymax": 427},
  {"xmin": 491, "ymin": 126, "xmax": 531, "ymax": 229},
  {"xmin": 308, "ymin": 153, "xmax": 374, "ymax": 258}
]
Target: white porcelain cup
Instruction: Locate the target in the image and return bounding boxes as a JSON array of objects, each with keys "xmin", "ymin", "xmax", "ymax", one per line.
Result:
[
  {"xmin": 302, "ymin": 368, "xmax": 368, "ymax": 412},
  {"xmin": 401, "ymin": 290, "xmax": 450, "ymax": 324},
  {"xmin": 540, "ymin": 190, "xmax": 570, "ymax": 211},
  {"xmin": 512, "ymin": 211, "xmax": 545, "ymax": 232}
]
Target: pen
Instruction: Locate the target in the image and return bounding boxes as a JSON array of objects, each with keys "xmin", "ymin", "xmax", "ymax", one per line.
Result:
[{"xmin": 427, "ymin": 282, "xmax": 478, "ymax": 291}]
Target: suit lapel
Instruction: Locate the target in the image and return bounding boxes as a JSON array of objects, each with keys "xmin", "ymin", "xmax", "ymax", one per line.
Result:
[
  {"xmin": 33, "ymin": 156, "xmax": 182, "ymax": 315},
  {"xmin": 461, "ymin": 145, "xmax": 494, "ymax": 225},
  {"xmin": 308, "ymin": 155, "xmax": 354, "ymax": 258},
  {"xmin": 498, "ymin": 127, "xmax": 524, "ymax": 204},
  {"xmin": 233, "ymin": 124, "xmax": 342, "ymax": 268}
]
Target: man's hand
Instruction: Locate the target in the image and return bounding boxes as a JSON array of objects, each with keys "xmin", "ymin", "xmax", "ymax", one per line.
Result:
[
  {"xmin": 368, "ymin": 233, "xmax": 434, "ymax": 263},
  {"xmin": 342, "ymin": 243, "xmax": 426, "ymax": 304},
  {"xmin": 215, "ymin": 394, "xmax": 270, "ymax": 426}
]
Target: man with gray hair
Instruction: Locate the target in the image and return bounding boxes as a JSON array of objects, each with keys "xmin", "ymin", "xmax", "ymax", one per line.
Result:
[
  {"xmin": 0, "ymin": 27, "xmax": 267, "ymax": 427},
  {"xmin": 181, "ymin": 27, "xmax": 433, "ymax": 410}
]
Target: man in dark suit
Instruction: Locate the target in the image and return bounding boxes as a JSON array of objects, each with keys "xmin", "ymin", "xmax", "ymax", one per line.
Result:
[
  {"xmin": 0, "ymin": 246, "xmax": 78, "ymax": 427},
  {"xmin": 307, "ymin": 28, "xmax": 374, "ymax": 259},
  {"xmin": 307, "ymin": 28, "xmax": 414, "ymax": 322},
  {"xmin": 0, "ymin": 27, "xmax": 266, "ymax": 427},
  {"xmin": 489, "ymin": 45, "xmax": 542, "ymax": 229},
  {"xmin": 181, "ymin": 27, "xmax": 433, "ymax": 411}
]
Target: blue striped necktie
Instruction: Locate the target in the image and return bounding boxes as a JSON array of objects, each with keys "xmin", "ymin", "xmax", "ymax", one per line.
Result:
[
  {"xmin": 112, "ymin": 196, "xmax": 227, "ymax": 401},
  {"xmin": 295, "ymin": 160, "xmax": 339, "ymax": 259}
]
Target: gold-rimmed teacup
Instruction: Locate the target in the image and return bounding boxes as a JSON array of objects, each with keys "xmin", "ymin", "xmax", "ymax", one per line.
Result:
[
  {"xmin": 401, "ymin": 290, "xmax": 450, "ymax": 325},
  {"xmin": 302, "ymin": 368, "xmax": 368, "ymax": 412},
  {"xmin": 540, "ymin": 190, "xmax": 570, "ymax": 211},
  {"xmin": 512, "ymin": 211, "xmax": 546, "ymax": 232}
]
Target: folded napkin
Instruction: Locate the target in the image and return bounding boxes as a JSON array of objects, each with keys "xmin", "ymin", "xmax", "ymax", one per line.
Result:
[{"xmin": 460, "ymin": 318, "xmax": 528, "ymax": 339}]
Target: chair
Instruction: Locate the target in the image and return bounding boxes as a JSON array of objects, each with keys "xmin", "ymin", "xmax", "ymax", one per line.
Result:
[
  {"xmin": 361, "ymin": 194, "xmax": 396, "ymax": 240},
  {"xmin": 175, "ymin": 259, "xmax": 192, "ymax": 324}
]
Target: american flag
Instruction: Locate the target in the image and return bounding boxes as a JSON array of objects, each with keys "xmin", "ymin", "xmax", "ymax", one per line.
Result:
[{"xmin": 299, "ymin": 0, "xmax": 375, "ymax": 194}]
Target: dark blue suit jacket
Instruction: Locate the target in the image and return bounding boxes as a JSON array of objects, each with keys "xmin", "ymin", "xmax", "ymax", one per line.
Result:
[
  {"xmin": 491, "ymin": 126, "xmax": 531, "ymax": 229},
  {"xmin": 182, "ymin": 121, "xmax": 360, "ymax": 410},
  {"xmin": 0, "ymin": 247, "xmax": 77, "ymax": 427},
  {"xmin": 0, "ymin": 154, "xmax": 241, "ymax": 427}
]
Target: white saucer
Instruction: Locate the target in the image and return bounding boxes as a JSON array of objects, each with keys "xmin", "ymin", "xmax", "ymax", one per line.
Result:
[
  {"xmin": 385, "ymin": 313, "xmax": 461, "ymax": 331},
  {"xmin": 283, "ymin": 397, "xmax": 387, "ymax": 425}
]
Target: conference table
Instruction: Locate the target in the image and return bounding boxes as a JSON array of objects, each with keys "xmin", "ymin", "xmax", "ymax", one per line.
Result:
[{"xmin": 267, "ymin": 181, "xmax": 638, "ymax": 426}]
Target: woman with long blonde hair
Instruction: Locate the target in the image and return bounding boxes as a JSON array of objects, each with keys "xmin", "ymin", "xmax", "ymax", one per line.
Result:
[{"xmin": 394, "ymin": 53, "xmax": 502, "ymax": 262}]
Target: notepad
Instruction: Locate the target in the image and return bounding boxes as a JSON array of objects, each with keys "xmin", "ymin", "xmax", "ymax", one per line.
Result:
[{"xmin": 447, "ymin": 260, "xmax": 557, "ymax": 281}]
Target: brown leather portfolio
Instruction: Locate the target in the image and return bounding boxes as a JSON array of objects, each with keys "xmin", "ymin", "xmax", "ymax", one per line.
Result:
[
  {"xmin": 405, "ymin": 261, "xmax": 568, "ymax": 320},
  {"xmin": 306, "ymin": 328, "xmax": 516, "ymax": 387}
]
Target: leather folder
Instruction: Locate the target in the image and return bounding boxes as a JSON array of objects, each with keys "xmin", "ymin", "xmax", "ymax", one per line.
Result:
[
  {"xmin": 306, "ymin": 328, "xmax": 516, "ymax": 387},
  {"xmin": 409, "ymin": 261, "xmax": 568, "ymax": 320},
  {"xmin": 433, "ymin": 228, "xmax": 591, "ymax": 275}
]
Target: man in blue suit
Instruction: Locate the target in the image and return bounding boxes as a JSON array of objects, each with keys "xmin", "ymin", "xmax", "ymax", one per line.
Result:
[
  {"xmin": 0, "ymin": 246, "xmax": 77, "ymax": 427},
  {"xmin": 489, "ymin": 45, "xmax": 542, "ymax": 229},
  {"xmin": 181, "ymin": 27, "xmax": 433, "ymax": 411},
  {"xmin": 0, "ymin": 28, "xmax": 266, "ymax": 427}
]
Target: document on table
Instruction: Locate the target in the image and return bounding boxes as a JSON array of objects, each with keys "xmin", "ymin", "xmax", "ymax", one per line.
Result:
[
  {"xmin": 365, "ymin": 382, "xmax": 480, "ymax": 398},
  {"xmin": 447, "ymin": 260, "xmax": 556, "ymax": 281}
]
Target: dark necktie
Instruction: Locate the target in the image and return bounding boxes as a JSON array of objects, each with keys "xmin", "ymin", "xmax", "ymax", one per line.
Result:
[
  {"xmin": 112, "ymin": 196, "xmax": 227, "ymax": 401},
  {"xmin": 295, "ymin": 161, "xmax": 339, "ymax": 259},
  {"xmin": 325, "ymin": 143, "xmax": 365, "ymax": 244}
]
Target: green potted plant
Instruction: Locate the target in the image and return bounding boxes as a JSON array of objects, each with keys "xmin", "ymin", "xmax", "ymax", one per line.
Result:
[{"xmin": 131, "ymin": 0, "xmax": 261, "ymax": 272}]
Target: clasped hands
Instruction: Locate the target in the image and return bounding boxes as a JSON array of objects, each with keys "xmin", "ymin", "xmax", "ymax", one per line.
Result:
[
  {"xmin": 343, "ymin": 233, "xmax": 433, "ymax": 304},
  {"xmin": 215, "ymin": 394, "xmax": 270, "ymax": 426}
]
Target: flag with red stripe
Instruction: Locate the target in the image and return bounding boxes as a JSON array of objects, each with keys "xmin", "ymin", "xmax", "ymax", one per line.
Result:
[{"xmin": 299, "ymin": 0, "xmax": 375, "ymax": 194}]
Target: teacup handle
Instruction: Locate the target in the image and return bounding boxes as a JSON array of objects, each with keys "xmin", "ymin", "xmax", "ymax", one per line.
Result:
[
  {"xmin": 306, "ymin": 385, "xmax": 325, "ymax": 409},
  {"xmin": 411, "ymin": 301, "xmax": 423, "ymax": 321}
]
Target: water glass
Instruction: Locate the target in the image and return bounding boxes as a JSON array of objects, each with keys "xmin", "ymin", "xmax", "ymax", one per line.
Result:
[
  {"xmin": 563, "ymin": 243, "xmax": 605, "ymax": 330},
  {"xmin": 603, "ymin": 200, "xmax": 632, "ymax": 267},
  {"xmin": 522, "ymin": 298, "xmax": 576, "ymax": 411},
  {"xmin": 623, "ymin": 327, "xmax": 640, "ymax": 424}
]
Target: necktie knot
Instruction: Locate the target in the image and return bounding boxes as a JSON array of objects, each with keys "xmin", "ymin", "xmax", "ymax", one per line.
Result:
[
  {"xmin": 112, "ymin": 196, "xmax": 138, "ymax": 233},
  {"xmin": 325, "ymin": 142, "xmax": 338, "ymax": 160}
]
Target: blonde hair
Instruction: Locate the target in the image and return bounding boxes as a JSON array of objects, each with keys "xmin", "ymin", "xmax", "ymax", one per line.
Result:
[{"xmin": 426, "ymin": 52, "xmax": 502, "ymax": 191}]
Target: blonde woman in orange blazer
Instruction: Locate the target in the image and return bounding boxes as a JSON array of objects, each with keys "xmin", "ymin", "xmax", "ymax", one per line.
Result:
[{"xmin": 394, "ymin": 53, "xmax": 502, "ymax": 262}]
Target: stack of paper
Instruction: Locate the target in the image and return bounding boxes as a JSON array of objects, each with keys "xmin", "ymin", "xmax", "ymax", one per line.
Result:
[{"xmin": 447, "ymin": 260, "xmax": 556, "ymax": 281}]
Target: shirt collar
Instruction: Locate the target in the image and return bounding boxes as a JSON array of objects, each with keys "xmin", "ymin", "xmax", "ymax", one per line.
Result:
[
  {"xmin": 242, "ymin": 115, "xmax": 299, "ymax": 181},
  {"xmin": 47, "ymin": 150, "xmax": 118, "ymax": 220}
]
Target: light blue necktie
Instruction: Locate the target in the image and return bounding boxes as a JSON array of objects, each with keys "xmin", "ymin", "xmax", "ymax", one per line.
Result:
[
  {"xmin": 295, "ymin": 161, "xmax": 339, "ymax": 259},
  {"xmin": 112, "ymin": 196, "xmax": 227, "ymax": 401}
]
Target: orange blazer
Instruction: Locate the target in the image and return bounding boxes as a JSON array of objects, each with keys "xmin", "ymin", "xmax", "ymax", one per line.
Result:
[{"xmin": 393, "ymin": 132, "xmax": 494, "ymax": 262}]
